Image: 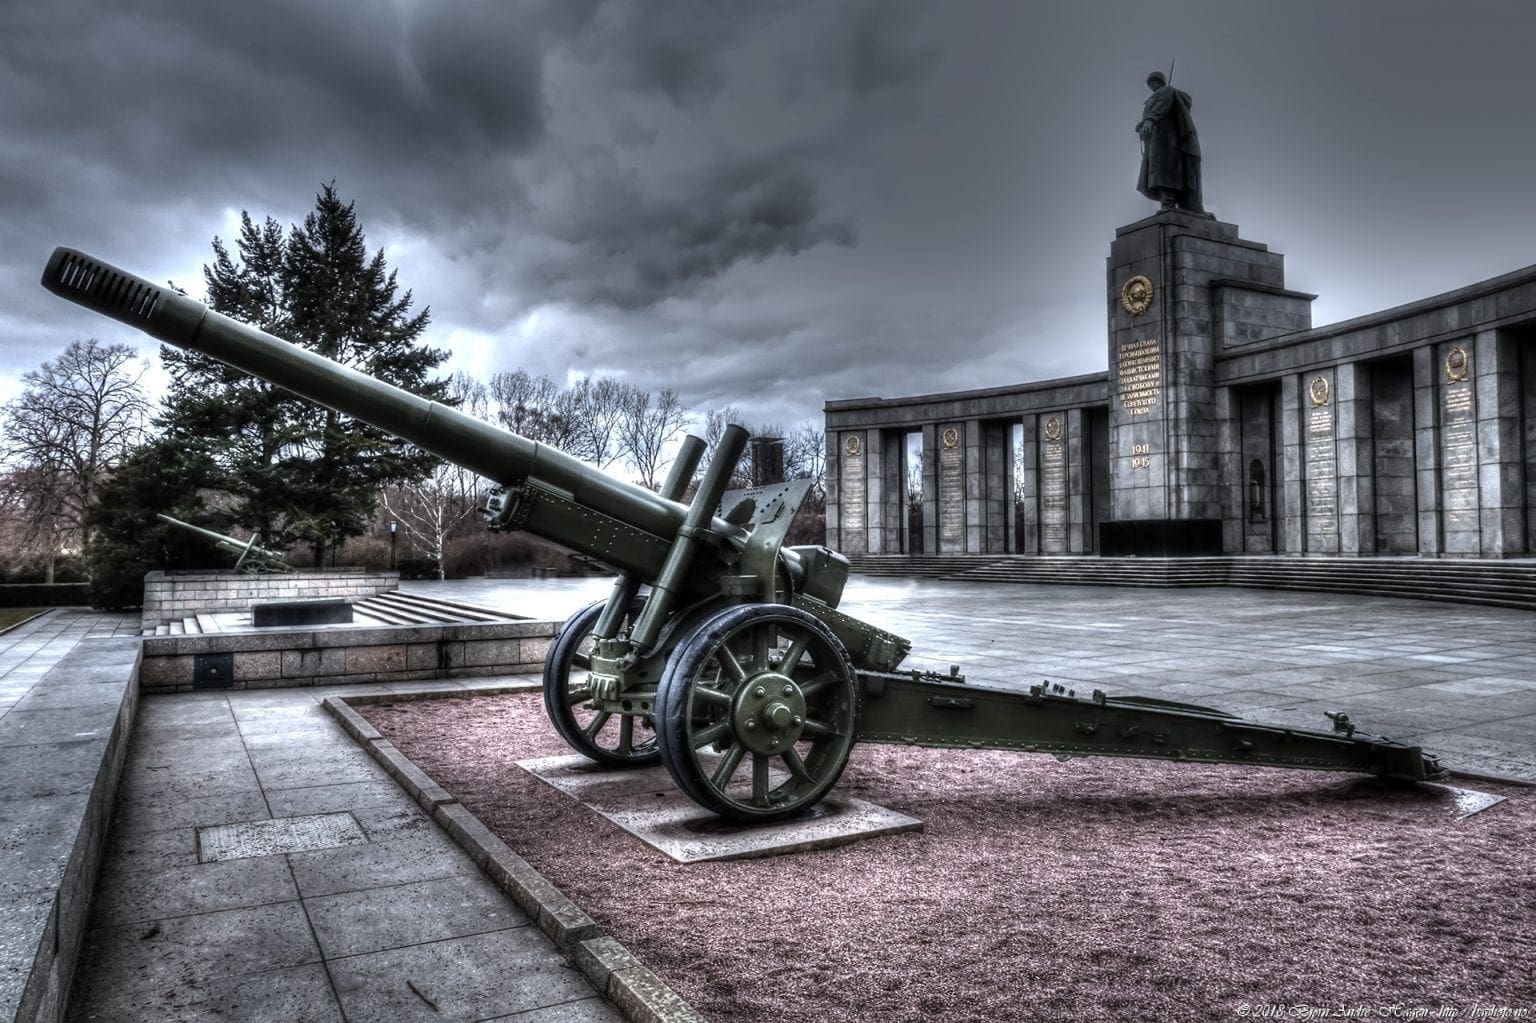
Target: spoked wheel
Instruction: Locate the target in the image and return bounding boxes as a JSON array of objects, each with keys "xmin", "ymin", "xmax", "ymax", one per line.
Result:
[
  {"xmin": 656, "ymin": 604, "xmax": 859, "ymax": 822},
  {"xmin": 543, "ymin": 600, "xmax": 659, "ymax": 767}
]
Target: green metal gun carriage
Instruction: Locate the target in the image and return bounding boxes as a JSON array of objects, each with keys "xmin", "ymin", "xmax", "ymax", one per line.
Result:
[
  {"xmin": 44, "ymin": 248, "xmax": 1444, "ymax": 823},
  {"xmin": 155, "ymin": 512, "xmax": 294, "ymax": 574}
]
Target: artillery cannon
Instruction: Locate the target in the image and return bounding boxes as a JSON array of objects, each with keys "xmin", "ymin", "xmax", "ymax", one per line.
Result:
[
  {"xmin": 44, "ymin": 248, "xmax": 1444, "ymax": 822},
  {"xmin": 155, "ymin": 512, "xmax": 294, "ymax": 574}
]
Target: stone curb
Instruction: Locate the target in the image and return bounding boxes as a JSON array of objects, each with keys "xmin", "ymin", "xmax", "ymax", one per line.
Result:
[
  {"xmin": 320, "ymin": 693, "xmax": 709, "ymax": 1023},
  {"xmin": 336, "ymin": 681, "xmax": 540, "ymax": 704}
]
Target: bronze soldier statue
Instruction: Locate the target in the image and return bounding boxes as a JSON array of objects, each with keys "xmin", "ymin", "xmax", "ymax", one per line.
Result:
[{"xmin": 1136, "ymin": 70, "xmax": 1203, "ymax": 213}]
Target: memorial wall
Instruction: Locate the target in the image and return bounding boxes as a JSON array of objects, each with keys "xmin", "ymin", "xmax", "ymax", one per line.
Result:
[{"xmin": 825, "ymin": 209, "xmax": 1536, "ymax": 560}]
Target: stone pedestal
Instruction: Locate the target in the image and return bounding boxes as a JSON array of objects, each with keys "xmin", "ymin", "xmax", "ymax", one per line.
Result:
[{"xmin": 1103, "ymin": 211, "xmax": 1313, "ymax": 553}]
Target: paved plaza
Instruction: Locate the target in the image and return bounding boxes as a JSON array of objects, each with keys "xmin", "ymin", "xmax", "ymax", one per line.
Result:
[
  {"xmin": 6, "ymin": 577, "xmax": 1533, "ymax": 1021},
  {"xmin": 411, "ymin": 575, "xmax": 1536, "ymax": 782}
]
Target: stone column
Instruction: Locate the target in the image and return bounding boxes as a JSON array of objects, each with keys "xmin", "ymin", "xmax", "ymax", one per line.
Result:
[
  {"xmin": 1412, "ymin": 346, "xmax": 1442, "ymax": 555},
  {"xmin": 1475, "ymin": 329, "xmax": 1526, "ymax": 556},
  {"xmin": 1066, "ymin": 407, "xmax": 1089, "ymax": 553},
  {"xmin": 1018, "ymin": 416, "xmax": 1040, "ymax": 554},
  {"xmin": 1523, "ymin": 345, "xmax": 1536, "ymax": 554},
  {"xmin": 864, "ymin": 429, "xmax": 884, "ymax": 555},
  {"xmin": 1334, "ymin": 362, "xmax": 1375, "ymax": 555},
  {"xmin": 1278, "ymin": 374, "xmax": 1304, "ymax": 553},
  {"xmin": 963, "ymin": 420, "xmax": 983, "ymax": 553},
  {"xmin": 824, "ymin": 430, "xmax": 841, "ymax": 551},
  {"xmin": 878, "ymin": 431, "xmax": 904, "ymax": 554},
  {"xmin": 1214, "ymin": 385, "xmax": 1241, "ymax": 552},
  {"xmin": 983, "ymin": 421, "xmax": 1009, "ymax": 553}
]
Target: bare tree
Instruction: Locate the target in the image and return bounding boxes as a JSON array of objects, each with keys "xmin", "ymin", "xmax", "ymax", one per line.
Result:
[
  {"xmin": 785, "ymin": 421, "xmax": 827, "ymax": 502},
  {"xmin": 618, "ymin": 387, "xmax": 689, "ymax": 490},
  {"xmin": 695, "ymin": 405, "xmax": 747, "ymax": 484},
  {"xmin": 0, "ymin": 339, "xmax": 150, "ymax": 580},
  {"xmin": 575, "ymin": 376, "xmax": 631, "ymax": 469},
  {"xmin": 382, "ymin": 373, "xmax": 489, "ymax": 577},
  {"xmin": 489, "ymin": 369, "xmax": 573, "ymax": 448}
]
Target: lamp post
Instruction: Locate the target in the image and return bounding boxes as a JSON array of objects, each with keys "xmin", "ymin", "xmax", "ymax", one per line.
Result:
[{"xmin": 388, "ymin": 520, "xmax": 398, "ymax": 571}]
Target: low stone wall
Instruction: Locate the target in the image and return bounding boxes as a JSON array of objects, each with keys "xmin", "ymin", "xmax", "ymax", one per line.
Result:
[
  {"xmin": 141, "ymin": 569, "xmax": 398, "ymax": 628},
  {"xmin": 139, "ymin": 618, "xmax": 557, "ymax": 692},
  {"xmin": 1, "ymin": 635, "xmax": 140, "ymax": 1023}
]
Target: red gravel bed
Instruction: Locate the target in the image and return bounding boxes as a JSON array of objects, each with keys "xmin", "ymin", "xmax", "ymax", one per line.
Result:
[{"xmin": 361, "ymin": 694, "xmax": 1536, "ymax": 1022}]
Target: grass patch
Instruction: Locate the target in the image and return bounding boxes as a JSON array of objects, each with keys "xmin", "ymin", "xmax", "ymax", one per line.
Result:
[{"xmin": 0, "ymin": 608, "xmax": 45, "ymax": 633}]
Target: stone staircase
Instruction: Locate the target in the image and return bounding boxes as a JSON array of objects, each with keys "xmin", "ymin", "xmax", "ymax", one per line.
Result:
[
  {"xmin": 846, "ymin": 554, "xmax": 1536, "ymax": 612},
  {"xmin": 142, "ymin": 589, "xmax": 519, "ymax": 636}
]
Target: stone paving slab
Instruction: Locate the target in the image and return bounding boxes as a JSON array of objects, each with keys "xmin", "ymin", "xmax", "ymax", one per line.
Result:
[
  {"xmin": 520, "ymin": 753, "xmax": 924, "ymax": 863},
  {"xmin": 27, "ymin": 576, "xmax": 1536, "ymax": 1022},
  {"xmin": 66, "ymin": 679, "xmax": 623, "ymax": 1023},
  {"xmin": 408, "ymin": 576, "xmax": 1536, "ymax": 780}
]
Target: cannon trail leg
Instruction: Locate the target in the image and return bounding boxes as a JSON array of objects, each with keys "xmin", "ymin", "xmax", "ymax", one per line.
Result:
[{"xmin": 856, "ymin": 675, "xmax": 1444, "ymax": 781}]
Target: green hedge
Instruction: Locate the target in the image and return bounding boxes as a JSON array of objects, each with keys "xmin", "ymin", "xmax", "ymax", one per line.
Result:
[{"xmin": 0, "ymin": 583, "xmax": 90, "ymax": 607}]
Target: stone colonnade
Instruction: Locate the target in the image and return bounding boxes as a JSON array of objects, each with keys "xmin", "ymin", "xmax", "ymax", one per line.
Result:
[{"xmin": 826, "ymin": 211, "xmax": 1536, "ymax": 559}]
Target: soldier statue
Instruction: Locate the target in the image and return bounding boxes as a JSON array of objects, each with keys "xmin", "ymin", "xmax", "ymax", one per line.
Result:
[{"xmin": 1136, "ymin": 70, "xmax": 1203, "ymax": 213}]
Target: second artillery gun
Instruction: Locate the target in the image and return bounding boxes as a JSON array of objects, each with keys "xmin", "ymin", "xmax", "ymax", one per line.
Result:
[
  {"xmin": 44, "ymin": 248, "xmax": 1444, "ymax": 822},
  {"xmin": 156, "ymin": 513, "xmax": 294, "ymax": 574}
]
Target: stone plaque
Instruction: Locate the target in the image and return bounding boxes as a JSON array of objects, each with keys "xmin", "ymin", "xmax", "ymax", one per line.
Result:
[
  {"xmin": 1304, "ymin": 399, "xmax": 1338, "ymax": 541},
  {"xmin": 840, "ymin": 434, "xmax": 867, "ymax": 549},
  {"xmin": 1116, "ymin": 337, "xmax": 1162, "ymax": 416},
  {"xmin": 1440, "ymin": 358, "xmax": 1478, "ymax": 551},
  {"xmin": 1040, "ymin": 424, "xmax": 1067, "ymax": 553},
  {"xmin": 198, "ymin": 812, "xmax": 368, "ymax": 862},
  {"xmin": 1442, "ymin": 379, "xmax": 1477, "ymax": 491},
  {"xmin": 938, "ymin": 426, "xmax": 964, "ymax": 550}
]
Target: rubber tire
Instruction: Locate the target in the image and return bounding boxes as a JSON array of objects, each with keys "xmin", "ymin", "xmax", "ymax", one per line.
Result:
[
  {"xmin": 542, "ymin": 599, "xmax": 660, "ymax": 768},
  {"xmin": 655, "ymin": 603, "xmax": 858, "ymax": 823}
]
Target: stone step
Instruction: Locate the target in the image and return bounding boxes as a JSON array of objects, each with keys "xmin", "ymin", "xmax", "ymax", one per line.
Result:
[
  {"xmin": 369, "ymin": 592, "xmax": 502, "ymax": 624},
  {"xmin": 847, "ymin": 554, "xmax": 1536, "ymax": 612},
  {"xmin": 350, "ymin": 601, "xmax": 420, "ymax": 626},
  {"xmin": 373, "ymin": 590, "xmax": 513, "ymax": 621}
]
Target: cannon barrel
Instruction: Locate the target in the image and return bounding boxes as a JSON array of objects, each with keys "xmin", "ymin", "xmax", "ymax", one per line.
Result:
[
  {"xmin": 156, "ymin": 513, "xmax": 278, "ymax": 555},
  {"xmin": 43, "ymin": 248, "xmax": 762, "ymax": 583},
  {"xmin": 156, "ymin": 513, "xmax": 292, "ymax": 571}
]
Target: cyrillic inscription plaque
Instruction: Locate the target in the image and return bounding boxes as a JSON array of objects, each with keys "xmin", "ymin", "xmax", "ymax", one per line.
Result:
[
  {"xmin": 1116, "ymin": 338, "xmax": 1162, "ymax": 416},
  {"xmin": 1305, "ymin": 401, "xmax": 1337, "ymax": 538},
  {"xmin": 938, "ymin": 427, "xmax": 964, "ymax": 549},
  {"xmin": 1442, "ymin": 381, "xmax": 1477, "ymax": 491},
  {"xmin": 840, "ymin": 434, "xmax": 866, "ymax": 549},
  {"xmin": 1040, "ymin": 424, "xmax": 1067, "ymax": 553},
  {"xmin": 1440, "ymin": 359, "xmax": 1478, "ymax": 552}
]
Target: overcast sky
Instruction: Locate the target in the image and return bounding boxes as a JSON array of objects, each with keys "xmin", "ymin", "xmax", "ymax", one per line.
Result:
[{"xmin": 4, "ymin": 0, "xmax": 1536, "ymax": 432}]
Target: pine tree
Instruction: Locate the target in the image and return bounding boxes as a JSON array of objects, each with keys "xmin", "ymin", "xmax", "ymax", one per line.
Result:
[{"xmin": 160, "ymin": 184, "xmax": 448, "ymax": 565}]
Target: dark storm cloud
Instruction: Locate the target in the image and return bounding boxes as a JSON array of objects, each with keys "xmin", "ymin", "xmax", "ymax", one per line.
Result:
[
  {"xmin": 0, "ymin": 0, "xmax": 556, "ymax": 375},
  {"xmin": 0, "ymin": 0, "xmax": 900, "ymax": 384},
  {"xmin": 11, "ymin": 0, "xmax": 1536, "ymax": 433},
  {"xmin": 529, "ymin": 156, "xmax": 856, "ymax": 310},
  {"xmin": 566, "ymin": 2, "xmax": 739, "ymax": 107}
]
